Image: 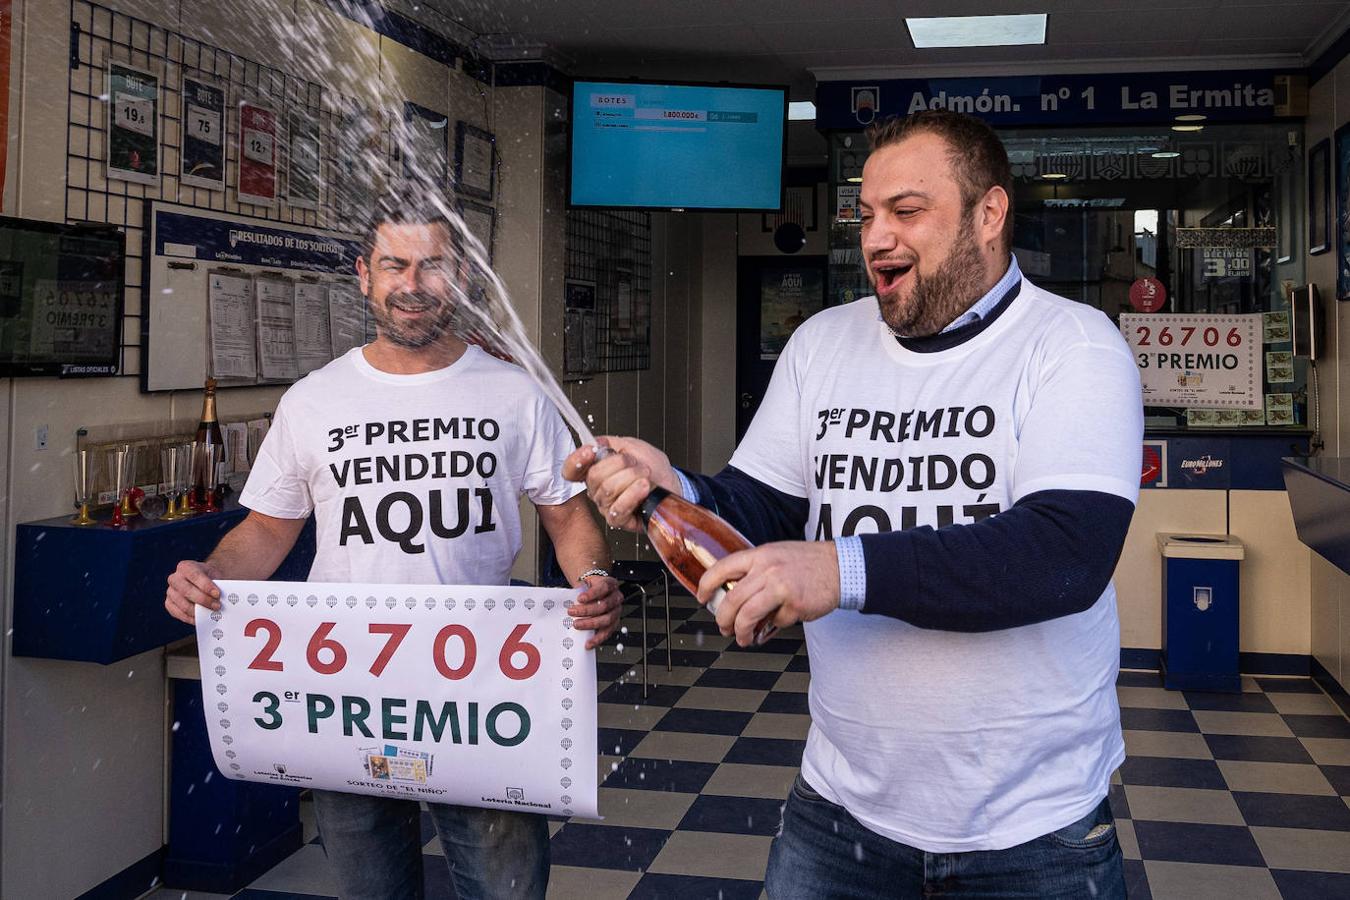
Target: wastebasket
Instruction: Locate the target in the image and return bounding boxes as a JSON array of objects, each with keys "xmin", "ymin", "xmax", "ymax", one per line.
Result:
[{"xmin": 1156, "ymin": 533, "xmax": 1245, "ymax": 692}]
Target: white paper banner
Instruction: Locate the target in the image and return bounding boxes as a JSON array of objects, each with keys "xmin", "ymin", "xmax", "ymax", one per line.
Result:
[
  {"xmin": 1119, "ymin": 313, "xmax": 1261, "ymax": 410},
  {"xmin": 196, "ymin": 580, "xmax": 598, "ymax": 819}
]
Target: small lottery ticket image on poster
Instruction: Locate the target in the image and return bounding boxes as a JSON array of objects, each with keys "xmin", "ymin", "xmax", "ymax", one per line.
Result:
[
  {"xmin": 362, "ymin": 745, "xmax": 432, "ymax": 783},
  {"xmin": 196, "ymin": 580, "xmax": 599, "ymax": 819}
]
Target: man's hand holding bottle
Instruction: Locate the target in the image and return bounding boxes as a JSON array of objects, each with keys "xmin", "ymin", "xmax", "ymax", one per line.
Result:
[
  {"xmin": 564, "ymin": 437, "xmax": 841, "ymax": 646},
  {"xmin": 564, "ymin": 437, "xmax": 681, "ymax": 532}
]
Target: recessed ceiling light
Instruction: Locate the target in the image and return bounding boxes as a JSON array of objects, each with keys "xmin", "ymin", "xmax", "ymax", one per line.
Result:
[
  {"xmin": 846, "ymin": 176, "xmax": 863, "ymax": 183},
  {"xmin": 906, "ymin": 14, "xmax": 1047, "ymax": 48},
  {"xmin": 1175, "ymin": 114, "xmax": 1207, "ymax": 122},
  {"xmin": 788, "ymin": 101, "xmax": 816, "ymax": 121},
  {"xmin": 1152, "ymin": 151, "xmax": 1181, "ymax": 159},
  {"xmin": 1171, "ymin": 124, "xmax": 1204, "ymax": 132},
  {"xmin": 1040, "ymin": 172, "xmax": 1069, "ymax": 180}
]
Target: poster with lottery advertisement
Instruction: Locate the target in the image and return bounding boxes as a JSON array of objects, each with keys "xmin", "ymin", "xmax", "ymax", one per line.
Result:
[
  {"xmin": 1120, "ymin": 313, "xmax": 1261, "ymax": 410},
  {"xmin": 107, "ymin": 61, "xmax": 159, "ymax": 186},
  {"xmin": 287, "ymin": 110, "xmax": 322, "ymax": 210},
  {"xmin": 197, "ymin": 580, "xmax": 599, "ymax": 819},
  {"xmin": 181, "ymin": 77, "xmax": 225, "ymax": 189},
  {"xmin": 238, "ymin": 101, "xmax": 279, "ymax": 207}
]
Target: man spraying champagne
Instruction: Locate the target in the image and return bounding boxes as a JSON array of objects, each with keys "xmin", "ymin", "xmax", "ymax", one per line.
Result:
[{"xmin": 567, "ymin": 109, "xmax": 1142, "ymax": 900}]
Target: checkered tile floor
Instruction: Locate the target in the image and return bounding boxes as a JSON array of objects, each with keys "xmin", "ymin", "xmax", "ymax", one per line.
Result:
[{"xmin": 147, "ymin": 592, "xmax": 1350, "ymax": 900}]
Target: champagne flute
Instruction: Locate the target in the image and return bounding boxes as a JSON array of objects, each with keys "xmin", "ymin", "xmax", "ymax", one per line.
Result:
[
  {"xmin": 138, "ymin": 445, "xmax": 169, "ymax": 521},
  {"xmin": 122, "ymin": 445, "xmax": 143, "ymax": 517},
  {"xmin": 105, "ymin": 446, "xmax": 128, "ymax": 528},
  {"xmin": 176, "ymin": 442, "xmax": 197, "ymax": 517},
  {"xmin": 160, "ymin": 445, "xmax": 182, "ymax": 520},
  {"xmin": 203, "ymin": 444, "xmax": 223, "ymax": 513},
  {"xmin": 71, "ymin": 449, "xmax": 96, "ymax": 525}
]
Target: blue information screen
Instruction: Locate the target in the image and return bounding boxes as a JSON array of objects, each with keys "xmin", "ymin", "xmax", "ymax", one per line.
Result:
[{"xmin": 570, "ymin": 82, "xmax": 786, "ymax": 211}]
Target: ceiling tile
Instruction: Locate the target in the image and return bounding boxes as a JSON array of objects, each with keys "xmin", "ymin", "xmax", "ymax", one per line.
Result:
[
  {"xmin": 751, "ymin": 19, "xmax": 915, "ymax": 54},
  {"xmin": 598, "ymin": 24, "xmax": 772, "ymax": 56}
]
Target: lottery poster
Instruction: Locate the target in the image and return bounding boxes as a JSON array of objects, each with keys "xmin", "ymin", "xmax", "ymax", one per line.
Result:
[
  {"xmin": 181, "ymin": 77, "xmax": 225, "ymax": 190},
  {"xmin": 107, "ymin": 61, "xmax": 159, "ymax": 186},
  {"xmin": 287, "ymin": 110, "xmax": 322, "ymax": 210},
  {"xmin": 238, "ymin": 101, "xmax": 279, "ymax": 208},
  {"xmin": 1120, "ymin": 313, "xmax": 1261, "ymax": 410},
  {"xmin": 197, "ymin": 580, "xmax": 598, "ymax": 819}
]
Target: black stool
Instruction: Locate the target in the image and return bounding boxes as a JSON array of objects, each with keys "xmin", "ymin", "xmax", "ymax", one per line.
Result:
[{"xmin": 611, "ymin": 559, "xmax": 672, "ymax": 697}]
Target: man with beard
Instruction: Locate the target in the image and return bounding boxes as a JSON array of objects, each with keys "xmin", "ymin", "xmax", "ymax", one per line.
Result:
[
  {"xmin": 565, "ymin": 110, "xmax": 1142, "ymax": 898},
  {"xmin": 165, "ymin": 184, "xmax": 623, "ymax": 899}
]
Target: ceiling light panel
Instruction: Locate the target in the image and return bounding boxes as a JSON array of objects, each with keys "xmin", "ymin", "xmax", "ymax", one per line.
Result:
[{"xmin": 906, "ymin": 14, "xmax": 1048, "ymax": 48}]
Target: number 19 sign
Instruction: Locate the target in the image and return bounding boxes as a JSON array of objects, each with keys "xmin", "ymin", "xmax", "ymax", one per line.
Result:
[
  {"xmin": 197, "ymin": 580, "xmax": 598, "ymax": 818},
  {"xmin": 1119, "ymin": 313, "xmax": 1260, "ymax": 409}
]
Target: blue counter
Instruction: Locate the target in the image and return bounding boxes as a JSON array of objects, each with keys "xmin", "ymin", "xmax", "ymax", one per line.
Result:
[
  {"xmin": 1282, "ymin": 456, "xmax": 1350, "ymax": 576},
  {"xmin": 12, "ymin": 502, "xmax": 315, "ymax": 664},
  {"xmin": 1143, "ymin": 431, "xmax": 1311, "ymax": 490}
]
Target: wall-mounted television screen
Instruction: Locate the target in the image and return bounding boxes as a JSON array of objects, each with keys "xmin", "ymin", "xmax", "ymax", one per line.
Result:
[
  {"xmin": 570, "ymin": 80, "xmax": 787, "ymax": 212},
  {"xmin": 0, "ymin": 217, "xmax": 124, "ymax": 377}
]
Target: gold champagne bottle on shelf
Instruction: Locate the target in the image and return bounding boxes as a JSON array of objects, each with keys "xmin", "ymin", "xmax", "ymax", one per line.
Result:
[{"xmin": 192, "ymin": 378, "xmax": 225, "ymax": 508}]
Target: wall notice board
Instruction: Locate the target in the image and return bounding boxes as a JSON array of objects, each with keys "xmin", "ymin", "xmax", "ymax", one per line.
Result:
[{"xmin": 143, "ymin": 201, "xmax": 365, "ymax": 392}]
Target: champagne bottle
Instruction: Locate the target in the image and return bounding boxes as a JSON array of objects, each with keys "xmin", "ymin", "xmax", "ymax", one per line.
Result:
[
  {"xmin": 636, "ymin": 486, "xmax": 777, "ymax": 645},
  {"xmin": 192, "ymin": 377, "xmax": 225, "ymax": 507}
]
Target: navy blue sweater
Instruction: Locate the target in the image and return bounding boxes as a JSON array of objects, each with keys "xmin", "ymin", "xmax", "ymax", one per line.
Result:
[{"xmin": 680, "ymin": 466, "xmax": 1133, "ymax": 632}]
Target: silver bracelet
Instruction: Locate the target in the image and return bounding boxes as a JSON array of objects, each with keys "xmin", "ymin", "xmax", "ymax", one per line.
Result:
[{"xmin": 577, "ymin": 567, "xmax": 611, "ymax": 584}]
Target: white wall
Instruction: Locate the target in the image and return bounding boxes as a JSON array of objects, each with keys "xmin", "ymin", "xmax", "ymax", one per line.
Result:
[{"xmin": 698, "ymin": 214, "xmax": 737, "ymax": 471}]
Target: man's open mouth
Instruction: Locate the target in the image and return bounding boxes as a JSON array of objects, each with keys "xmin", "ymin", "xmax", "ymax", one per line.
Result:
[
  {"xmin": 872, "ymin": 260, "xmax": 914, "ymax": 292},
  {"xmin": 389, "ymin": 296, "xmax": 436, "ymax": 313}
]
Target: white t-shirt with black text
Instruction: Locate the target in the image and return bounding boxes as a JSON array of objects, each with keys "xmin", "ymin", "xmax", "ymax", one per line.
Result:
[
  {"xmin": 730, "ymin": 279, "xmax": 1142, "ymax": 852},
  {"xmin": 240, "ymin": 345, "xmax": 582, "ymax": 586}
]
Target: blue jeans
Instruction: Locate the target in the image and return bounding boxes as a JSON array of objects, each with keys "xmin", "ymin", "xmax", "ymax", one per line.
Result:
[
  {"xmin": 765, "ymin": 775, "xmax": 1125, "ymax": 899},
  {"xmin": 312, "ymin": 789, "xmax": 549, "ymax": 899}
]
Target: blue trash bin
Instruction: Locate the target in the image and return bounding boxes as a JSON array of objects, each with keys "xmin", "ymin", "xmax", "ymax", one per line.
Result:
[{"xmin": 1157, "ymin": 533, "xmax": 1245, "ymax": 692}]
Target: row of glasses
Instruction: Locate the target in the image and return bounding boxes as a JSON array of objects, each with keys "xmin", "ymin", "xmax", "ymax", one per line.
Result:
[{"xmin": 70, "ymin": 440, "xmax": 222, "ymax": 526}]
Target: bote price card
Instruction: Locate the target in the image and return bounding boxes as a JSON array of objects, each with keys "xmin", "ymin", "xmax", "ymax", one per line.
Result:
[{"xmin": 196, "ymin": 580, "xmax": 598, "ymax": 818}]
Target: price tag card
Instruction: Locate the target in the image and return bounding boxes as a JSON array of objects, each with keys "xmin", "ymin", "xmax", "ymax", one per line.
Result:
[
  {"xmin": 115, "ymin": 93, "xmax": 155, "ymax": 137},
  {"xmin": 197, "ymin": 580, "xmax": 598, "ymax": 818},
  {"xmin": 186, "ymin": 104, "xmax": 222, "ymax": 146},
  {"xmin": 243, "ymin": 128, "xmax": 275, "ymax": 165}
]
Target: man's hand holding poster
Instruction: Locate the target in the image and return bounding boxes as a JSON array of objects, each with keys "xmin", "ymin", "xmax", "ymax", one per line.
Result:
[{"xmin": 196, "ymin": 580, "xmax": 598, "ymax": 819}]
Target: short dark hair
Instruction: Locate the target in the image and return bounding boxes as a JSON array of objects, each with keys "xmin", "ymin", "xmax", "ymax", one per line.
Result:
[
  {"xmin": 359, "ymin": 180, "xmax": 458, "ymax": 259},
  {"xmin": 865, "ymin": 110, "xmax": 1014, "ymax": 249}
]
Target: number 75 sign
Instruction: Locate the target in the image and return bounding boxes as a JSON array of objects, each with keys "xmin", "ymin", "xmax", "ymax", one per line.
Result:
[{"xmin": 196, "ymin": 580, "xmax": 598, "ymax": 819}]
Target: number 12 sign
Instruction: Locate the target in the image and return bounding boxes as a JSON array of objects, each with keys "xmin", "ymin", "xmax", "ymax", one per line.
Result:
[
  {"xmin": 197, "ymin": 580, "xmax": 598, "ymax": 818},
  {"xmin": 237, "ymin": 102, "xmax": 278, "ymax": 208}
]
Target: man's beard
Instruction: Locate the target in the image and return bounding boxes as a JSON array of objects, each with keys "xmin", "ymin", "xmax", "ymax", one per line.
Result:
[
  {"xmin": 372, "ymin": 291, "xmax": 455, "ymax": 349},
  {"xmin": 879, "ymin": 215, "xmax": 989, "ymax": 338}
]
